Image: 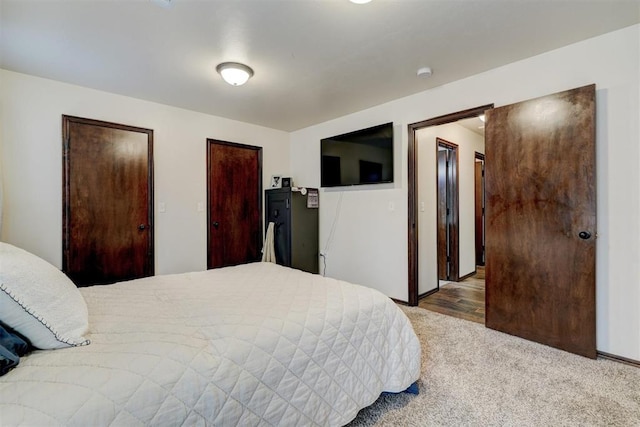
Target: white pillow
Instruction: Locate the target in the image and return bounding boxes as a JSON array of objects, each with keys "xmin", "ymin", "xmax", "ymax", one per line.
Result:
[{"xmin": 0, "ymin": 242, "xmax": 90, "ymax": 349}]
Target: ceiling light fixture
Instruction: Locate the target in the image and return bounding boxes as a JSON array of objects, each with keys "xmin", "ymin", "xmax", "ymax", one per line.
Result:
[
  {"xmin": 150, "ymin": 0, "xmax": 173, "ymax": 9},
  {"xmin": 216, "ymin": 62, "xmax": 254, "ymax": 86},
  {"xmin": 417, "ymin": 67, "xmax": 432, "ymax": 78},
  {"xmin": 350, "ymin": 0, "xmax": 372, "ymax": 4}
]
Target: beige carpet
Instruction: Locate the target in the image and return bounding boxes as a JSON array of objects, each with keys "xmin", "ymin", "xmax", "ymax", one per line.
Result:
[{"xmin": 347, "ymin": 306, "xmax": 640, "ymax": 426}]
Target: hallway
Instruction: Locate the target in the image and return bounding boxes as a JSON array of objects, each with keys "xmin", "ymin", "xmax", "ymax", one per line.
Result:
[{"xmin": 418, "ymin": 267, "xmax": 485, "ymax": 324}]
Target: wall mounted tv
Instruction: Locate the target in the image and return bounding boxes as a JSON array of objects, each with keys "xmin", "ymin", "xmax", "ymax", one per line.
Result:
[{"xmin": 321, "ymin": 122, "xmax": 394, "ymax": 188}]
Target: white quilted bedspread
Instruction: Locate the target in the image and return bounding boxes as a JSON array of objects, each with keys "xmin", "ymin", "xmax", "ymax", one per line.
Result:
[{"xmin": 0, "ymin": 262, "xmax": 420, "ymax": 426}]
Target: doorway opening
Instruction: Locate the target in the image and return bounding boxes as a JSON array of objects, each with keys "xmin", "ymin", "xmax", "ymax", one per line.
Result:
[
  {"xmin": 409, "ymin": 86, "xmax": 596, "ymax": 358},
  {"xmin": 407, "ymin": 104, "xmax": 492, "ymax": 307}
]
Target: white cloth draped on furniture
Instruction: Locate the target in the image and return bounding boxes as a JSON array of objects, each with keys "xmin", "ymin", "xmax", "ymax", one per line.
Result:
[{"xmin": 261, "ymin": 221, "xmax": 276, "ymax": 263}]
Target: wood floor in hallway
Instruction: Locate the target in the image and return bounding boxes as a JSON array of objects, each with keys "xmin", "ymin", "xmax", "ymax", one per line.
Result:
[{"xmin": 418, "ymin": 267, "xmax": 485, "ymax": 324}]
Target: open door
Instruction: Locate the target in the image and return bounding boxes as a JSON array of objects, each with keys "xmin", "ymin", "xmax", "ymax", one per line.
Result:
[
  {"xmin": 485, "ymin": 84, "xmax": 596, "ymax": 358},
  {"xmin": 474, "ymin": 153, "xmax": 485, "ymax": 266},
  {"xmin": 436, "ymin": 138, "xmax": 459, "ymax": 282}
]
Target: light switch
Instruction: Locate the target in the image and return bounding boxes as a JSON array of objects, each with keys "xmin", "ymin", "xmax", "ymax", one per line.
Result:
[
  {"xmin": 159, "ymin": 202, "xmax": 166, "ymax": 213},
  {"xmin": 388, "ymin": 201, "xmax": 395, "ymax": 212},
  {"xmin": 420, "ymin": 201, "xmax": 425, "ymax": 212},
  {"xmin": 197, "ymin": 202, "xmax": 205, "ymax": 212}
]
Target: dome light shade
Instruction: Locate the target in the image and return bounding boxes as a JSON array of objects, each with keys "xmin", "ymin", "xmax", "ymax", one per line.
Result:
[
  {"xmin": 417, "ymin": 67, "xmax": 432, "ymax": 78},
  {"xmin": 216, "ymin": 62, "xmax": 254, "ymax": 86}
]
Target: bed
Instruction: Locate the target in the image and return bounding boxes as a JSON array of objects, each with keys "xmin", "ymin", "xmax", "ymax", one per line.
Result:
[{"xmin": 0, "ymin": 243, "xmax": 421, "ymax": 426}]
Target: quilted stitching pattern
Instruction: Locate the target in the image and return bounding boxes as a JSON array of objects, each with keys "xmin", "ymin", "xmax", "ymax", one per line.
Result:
[{"xmin": 0, "ymin": 263, "xmax": 420, "ymax": 426}]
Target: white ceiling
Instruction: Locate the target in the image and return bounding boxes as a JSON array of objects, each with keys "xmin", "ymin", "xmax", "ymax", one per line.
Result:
[
  {"xmin": 1, "ymin": 0, "xmax": 638, "ymax": 131},
  {"xmin": 457, "ymin": 116, "xmax": 485, "ymax": 137}
]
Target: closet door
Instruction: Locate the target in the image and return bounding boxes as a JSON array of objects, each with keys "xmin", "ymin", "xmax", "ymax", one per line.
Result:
[
  {"xmin": 207, "ymin": 139, "xmax": 262, "ymax": 269},
  {"xmin": 63, "ymin": 115, "xmax": 154, "ymax": 286}
]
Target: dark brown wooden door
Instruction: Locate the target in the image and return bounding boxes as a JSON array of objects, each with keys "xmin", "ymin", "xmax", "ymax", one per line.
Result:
[
  {"xmin": 474, "ymin": 154, "xmax": 485, "ymax": 266},
  {"xmin": 207, "ymin": 139, "xmax": 262, "ymax": 269},
  {"xmin": 63, "ymin": 116, "xmax": 154, "ymax": 286},
  {"xmin": 436, "ymin": 139, "xmax": 459, "ymax": 282},
  {"xmin": 437, "ymin": 150, "xmax": 449, "ymax": 280},
  {"xmin": 485, "ymin": 85, "xmax": 596, "ymax": 358}
]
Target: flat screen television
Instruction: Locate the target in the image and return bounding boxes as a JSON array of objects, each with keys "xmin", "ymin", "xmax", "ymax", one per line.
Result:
[{"xmin": 321, "ymin": 122, "xmax": 394, "ymax": 187}]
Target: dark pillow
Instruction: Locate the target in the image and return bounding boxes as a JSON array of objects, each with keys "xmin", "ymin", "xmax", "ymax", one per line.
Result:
[{"xmin": 0, "ymin": 323, "xmax": 32, "ymax": 376}]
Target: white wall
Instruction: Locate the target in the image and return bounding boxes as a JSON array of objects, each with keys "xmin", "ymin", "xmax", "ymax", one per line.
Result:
[
  {"xmin": 1, "ymin": 26, "xmax": 638, "ymax": 361},
  {"xmin": 416, "ymin": 123, "xmax": 484, "ymax": 295},
  {"xmin": 293, "ymin": 120, "xmax": 407, "ymax": 300},
  {"xmin": 0, "ymin": 70, "xmax": 290, "ymax": 274},
  {"xmin": 290, "ymin": 25, "xmax": 640, "ymax": 360}
]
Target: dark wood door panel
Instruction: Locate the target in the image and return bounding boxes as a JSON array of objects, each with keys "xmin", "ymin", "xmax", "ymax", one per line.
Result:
[
  {"xmin": 474, "ymin": 156, "xmax": 485, "ymax": 266},
  {"xmin": 436, "ymin": 138, "xmax": 460, "ymax": 282},
  {"xmin": 63, "ymin": 116, "xmax": 153, "ymax": 286},
  {"xmin": 485, "ymin": 85, "xmax": 596, "ymax": 358},
  {"xmin": 207, "ymin": 140, "xmax": 262, "ymax": 269},
  {"xmin": 437, "ymin": 150, "xmax": 448, "ymax": 281}
]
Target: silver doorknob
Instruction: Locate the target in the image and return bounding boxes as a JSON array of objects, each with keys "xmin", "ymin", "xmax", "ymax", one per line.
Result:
[{"xmin": 138, "ymin": 224, "xmax": 146, "ymax": 230}]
